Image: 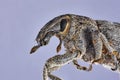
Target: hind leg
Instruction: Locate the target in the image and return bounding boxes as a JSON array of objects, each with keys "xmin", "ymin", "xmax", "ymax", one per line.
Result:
[
  {"xmin": 100, "ymin": 33, "xmax": 117, "ymax": 54},
  {"xmin": 100, "ymin": 33, "xmax": 119, "ymax": 70},
  {"xmin": 100, "ymin": 33, "xmax": 119, "ymax": 57}
]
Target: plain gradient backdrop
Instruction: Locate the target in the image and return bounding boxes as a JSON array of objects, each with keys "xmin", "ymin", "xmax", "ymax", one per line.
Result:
[{"xmin": 0, "ymin": 0, "xmax": 120, "ymax": 80}]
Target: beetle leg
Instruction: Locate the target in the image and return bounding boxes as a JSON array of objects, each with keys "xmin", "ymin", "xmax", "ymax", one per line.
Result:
[
  {"xmin": 48, "ymin": 72, "xmax": 62, "ymax": 80},
  {"xmin": 99, "ymin": 33, "xmax": 119, "ymax": 70},
  {"xmin": 91, "ymin": 58, "xmax": 104, "ymax": 64},
  {"xmin": 43, "ymin": 51, "xmax": 79, "ymax": 80},
  {"xmin": 99, "ymin": 33, "xmax": 119, "ymax": 57},
  {"xmin": 110, "ymin": 51, "xmax": 119, "ymax": 71},
  {"xmin": 76, "ymin": 29, "xmax": 86, "ymax": 59},
  {"xmin": 56, "ymin": 37, "xmax": 62, "ymax": 53},
  {"xmin": 91, "ymin": 30, "xmax": 103, "ymax": 58},
  {"xmin": 100, "ymin": 33, "xmax": 115, "ymax": 53},
  {"xmin": 48, "ymin": 67, "xmax": 62, "ymax": 80},
  {"xmin": 43, "ymin": 64, "xmax": 62, "ymax": 80},
  {"xmin": 73, "ymin": 60, "xmax": 92, "ymax": 71}
]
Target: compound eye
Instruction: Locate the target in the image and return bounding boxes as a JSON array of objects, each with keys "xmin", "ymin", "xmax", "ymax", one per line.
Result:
[{"xmin": 60, "ymin": 19, "xmax": 67, "ymax": 32}]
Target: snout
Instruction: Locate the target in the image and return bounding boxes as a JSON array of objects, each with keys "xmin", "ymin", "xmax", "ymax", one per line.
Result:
[
  {"xmin": 30, "ymin": 44, "xmax": 41, "ymax": 54},
  {"xmin": 30, "ymin": 31, "xmax": 56, "ymax": 54}
]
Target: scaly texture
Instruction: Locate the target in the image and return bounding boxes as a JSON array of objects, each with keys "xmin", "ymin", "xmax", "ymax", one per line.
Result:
[{"xmin": 30, "ymin": 14, "xmax": 120, "ymax": 80}]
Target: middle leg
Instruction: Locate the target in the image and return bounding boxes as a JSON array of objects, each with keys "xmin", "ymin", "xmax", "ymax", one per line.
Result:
[{"xmin": 72, "ymin": 60, "xmax": 92, "ymax": 71}]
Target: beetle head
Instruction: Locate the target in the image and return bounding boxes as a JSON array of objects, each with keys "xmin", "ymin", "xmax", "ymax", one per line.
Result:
[{"xmin": 30, "ymin": 14, "xmax": 71, "ymax": 54}]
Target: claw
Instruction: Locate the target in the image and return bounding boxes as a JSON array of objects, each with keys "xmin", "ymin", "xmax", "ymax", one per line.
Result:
[
  {"xmin": 110, "ymin": 51, "xmax": 119, "ymax": 71},
  {"xmin": 111, "ymin": 62, "xmax": 117, "ymax": 71}
]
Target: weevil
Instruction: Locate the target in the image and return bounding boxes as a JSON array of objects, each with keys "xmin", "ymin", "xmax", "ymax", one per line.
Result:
[{"xmin": 30, "ymin": 14, "xmax": 120, "ymax": 80}]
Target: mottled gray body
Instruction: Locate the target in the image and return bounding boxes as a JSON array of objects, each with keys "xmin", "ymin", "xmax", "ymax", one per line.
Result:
[
  {"xmin": 97, "ymin": 20, "xmax": 120, "ymax": 53},
  {"xmin": 30, "ymin": 14, "xmax": 120, "ymax": 80}
]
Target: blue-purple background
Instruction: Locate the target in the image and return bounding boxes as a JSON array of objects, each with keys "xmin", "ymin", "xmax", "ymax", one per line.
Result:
[{"xmin": 0, "ymin": 0, "xmax": 120, "ymax": 80}]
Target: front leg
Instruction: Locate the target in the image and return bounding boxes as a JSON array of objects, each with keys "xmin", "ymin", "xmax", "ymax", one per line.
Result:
[
  {"xmin": 73, "ymin": 60, "xmax": 92, "ymax": 71},
  {"xmin": 48, "ymin": 72, "xmax": 62, "ymax": 80},
  {"xmin": 43, "ymin": 51, "xmax": 78, "ymax": 80},
  {"xmin": 43, "ymin": 64, "xmax": 62, "ymax": 80}
]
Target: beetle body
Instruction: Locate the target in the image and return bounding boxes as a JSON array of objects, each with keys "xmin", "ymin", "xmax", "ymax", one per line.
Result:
[{"xmin": 30, "ymin": 14, "xmax": 120, "ymax": 80}]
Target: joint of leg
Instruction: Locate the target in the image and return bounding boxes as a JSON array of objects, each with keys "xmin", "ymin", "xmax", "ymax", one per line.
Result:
[{"xmin": 112, "ymin": 51, "xmax": 119, "ymax": 57}]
